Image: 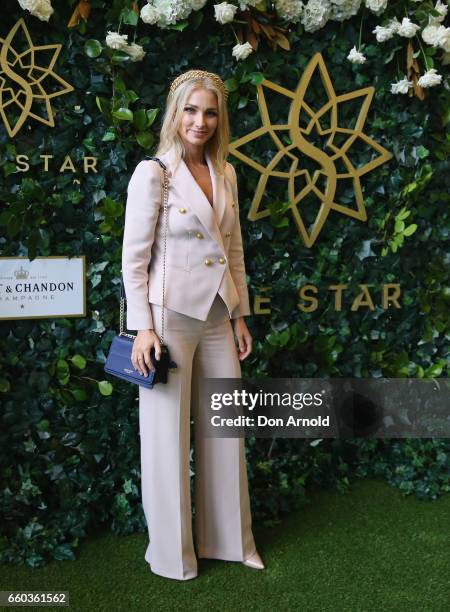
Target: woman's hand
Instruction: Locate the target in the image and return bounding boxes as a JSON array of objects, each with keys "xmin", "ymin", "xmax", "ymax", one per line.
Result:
[
  {"xmin": 131, "ymin": 329, "xmax": 161, "ymax": 377},
  {"xmin": 232, "ymin": 317, "xmax": 252, "ymax": 361}
]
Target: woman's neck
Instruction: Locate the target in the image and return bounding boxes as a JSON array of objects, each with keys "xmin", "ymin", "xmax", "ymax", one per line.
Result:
[{"xmin": 183, "ymin": 144, "xmax": 207, "ymax": 166}]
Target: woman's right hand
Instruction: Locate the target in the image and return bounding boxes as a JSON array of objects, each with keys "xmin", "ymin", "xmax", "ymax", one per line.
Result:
[{"xmin": 131, "ymin": 330, "xmax": 161, "ymax": 377}]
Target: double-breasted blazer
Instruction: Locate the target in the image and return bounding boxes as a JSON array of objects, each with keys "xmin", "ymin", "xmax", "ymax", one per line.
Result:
[{"xmin": 121, "ymin": 147, "xmax": 251, "ymax": 331}]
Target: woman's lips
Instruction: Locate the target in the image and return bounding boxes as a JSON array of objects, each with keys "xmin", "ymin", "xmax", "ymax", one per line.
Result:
[{"xmin": 191, "ymin": 130, "xmax": 207, "ymax": 135}]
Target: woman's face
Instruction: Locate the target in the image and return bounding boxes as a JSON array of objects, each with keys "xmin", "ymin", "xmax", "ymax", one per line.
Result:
[{"xmin": 178, "ymin": 88, "xmax": 218, "ymax": 149}]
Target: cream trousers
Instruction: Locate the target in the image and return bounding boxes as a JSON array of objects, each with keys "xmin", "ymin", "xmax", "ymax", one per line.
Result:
[{"xmin": 138, "ymin": 294, "xmax": 256, "ymax": 580}]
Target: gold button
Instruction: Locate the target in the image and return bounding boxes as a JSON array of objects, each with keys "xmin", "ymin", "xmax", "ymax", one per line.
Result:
[
  {"xmin": 218, "ymin": 257, "xmax": 226, "ymax": 264},
  {"xmin": 231, "ymin": 203, "xmax": 236, "ymax": 208},
  {"xmin": 225, "ymin": 231, "xmax": 231, "ymax": 237},
  {"xmin": 196, "ymin": 232, "xmax": 204, "ymax": 239},
  {"xmin": 179, "ymin": 207, "xmax": 186, "ymax": 213},
  {"xmin": 204, "ymin": 258, "xmax": 212, "ymax": 266}
]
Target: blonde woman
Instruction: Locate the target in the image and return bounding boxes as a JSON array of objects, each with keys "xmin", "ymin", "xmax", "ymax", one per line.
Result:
[{"xmin": 122, "ymin": 69, "xmax": 264, "ymax": 580}]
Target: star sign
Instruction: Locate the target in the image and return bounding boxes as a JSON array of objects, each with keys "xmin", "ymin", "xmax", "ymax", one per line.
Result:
[
  {"xmin": 0, "ymin": 18, "xmax": 74, "ymax": 137},
  {"xmin": 229, "ymin": 53, "xmax": 392, "ymax": 247}
]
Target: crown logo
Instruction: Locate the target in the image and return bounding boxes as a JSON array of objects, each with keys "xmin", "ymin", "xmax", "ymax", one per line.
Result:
[
  {"xmin": 229, "ymin": 52, "xmax": 392, "ymax": 247},
  {"xmin": 0, "ymin": 18, "xmax": 74, "ymax": 137},
  {"xmin": 14, "ymin": 265, "xmax": 29, "ymax": 279}
]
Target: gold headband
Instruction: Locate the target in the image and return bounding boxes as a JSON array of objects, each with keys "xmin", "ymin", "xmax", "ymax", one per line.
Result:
[{"xmin": 168, "ymin": 69, "xmax": 229, "ymax": 102}]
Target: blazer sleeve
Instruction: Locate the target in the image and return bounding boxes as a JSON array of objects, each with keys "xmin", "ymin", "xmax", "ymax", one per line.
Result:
[
  {"xmin": 227, "ymin": 162, "xmax": 251, "ymax": 319},
  {"xmin": 121, "ymin": 160, "xmax": 162, "ymax": 330}
]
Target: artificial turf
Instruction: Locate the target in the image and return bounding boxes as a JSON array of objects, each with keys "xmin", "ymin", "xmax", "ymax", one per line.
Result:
[{"xmin": 1, "ymin": 477, "xmax": 448, "ymax": 611}]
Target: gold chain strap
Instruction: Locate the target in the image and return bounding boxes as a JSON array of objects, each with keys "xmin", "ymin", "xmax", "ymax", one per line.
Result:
[{"xmin": 119, "ymin": 158, "xmax": 169, "ymax": 344}]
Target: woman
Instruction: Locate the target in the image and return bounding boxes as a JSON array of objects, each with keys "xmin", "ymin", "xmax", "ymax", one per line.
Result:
[{"xmin": 121, "ymin": 69, "xmax": 264, "ymax": 581}]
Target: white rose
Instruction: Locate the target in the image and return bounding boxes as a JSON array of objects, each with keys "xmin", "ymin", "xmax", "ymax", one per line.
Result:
[
  {"xmin": 347, "ymin": 45, "xmax": 366, "ymax": 64},
  {"xmin": 18, "ymin": 0, "xmax": 54, "ymax": 22},
  {"xmin": 387, "ymin": 18, "xmax": 401, "ymax": 33},
  {"xmin": 418, "ymin": 68, "xmax": 442, "ymax": 88},
  {"xmin": 372, "ymin": 25, "xmax": 395, "ymax": 42},
  {"xmin": 390, "ymin": 78, "xmax": 412, "ymax": 95},
  {"xmin": 214, "ymin": 2, "xmax": 238, "ymax": 24},
  {"xmin": 428, "ymin": 0, "xmax": 448, "ymax": 25},
  {"xmin": 124, "ymin": 43, "xmax": 146, "ymax": 62},
  {"xmin": 140, "ymin": 3, "xmax": 159, "ymax": 24},
  {"xmin": 105, "ymin": 31, "xmax": 129, "ymax": 50},
  {"xmin": 397, "ymin": 17, "xmax": 420, "ymax": 38},
  {"xmin": 232, "ymin": 42, "xmax": 254, "ymax": 61},
  {"xmin": 365, "ymin": 0, "xmax": 388, "ymax": 16},
  {"xmin": 422, "ymin": 24, "xmax": 450, "ymax": 49}
]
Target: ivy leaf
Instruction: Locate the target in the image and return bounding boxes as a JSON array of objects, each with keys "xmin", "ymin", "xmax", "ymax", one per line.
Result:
[
  {"xmin": 98, "ymin": 380, "xmax": 113, "ymax": 396},
  {"xmin": 112, "ymin": 108, "xmax": 133, "ymax": 121},
  {"xmin": 403, "ymin": 223, "xmax": 417, "ymax": 236},
  {"xmin": 71, "ymin": 355, "xmax": 86, "ymax": 370},
  {"xmin": 84, "ymin": 39, "xmax": 102, "ymax": 58},
  {"xmin": 136, "ymin": 132, "xmax": 154, "ymax": 148}
]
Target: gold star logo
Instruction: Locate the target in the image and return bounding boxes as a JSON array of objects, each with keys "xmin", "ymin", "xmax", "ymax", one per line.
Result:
[
  {"xmin": 0, "ymin": 18, "xmax": 74, "ymax": 138},
  {"xmin": 229, "ymin": 53, "xmax": 392, "ymax": 247}
]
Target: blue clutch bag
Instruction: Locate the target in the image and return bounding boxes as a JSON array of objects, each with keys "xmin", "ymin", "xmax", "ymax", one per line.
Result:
[
  {"xmin": 104, "ymin": 330, "xmax": 177, "ymax": 389},
  {"xmin": 104, "ymin": 156, "xmax": 177, "ymax": 389}
]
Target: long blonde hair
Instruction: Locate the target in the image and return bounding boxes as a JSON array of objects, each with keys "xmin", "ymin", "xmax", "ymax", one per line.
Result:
[{"xmin": 153, "ymin": 74, "xmax": 230, "ymax": 176}]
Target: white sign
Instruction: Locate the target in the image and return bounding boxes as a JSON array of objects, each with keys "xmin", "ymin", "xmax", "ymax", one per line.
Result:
[{"xmin": 0, "ymin": 256, "xmax": 86, "ymax": 320}]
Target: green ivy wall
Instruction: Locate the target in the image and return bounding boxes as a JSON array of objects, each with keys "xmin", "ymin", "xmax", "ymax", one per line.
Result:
[{"xmin": 0, "ymin": 1, "xmax": 448, "ymax": 566}]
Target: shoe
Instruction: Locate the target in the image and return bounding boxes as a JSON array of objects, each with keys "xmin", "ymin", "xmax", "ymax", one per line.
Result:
[{"xmin": 242, "ymin": 550, "xmax": 265, "ymax": 570}]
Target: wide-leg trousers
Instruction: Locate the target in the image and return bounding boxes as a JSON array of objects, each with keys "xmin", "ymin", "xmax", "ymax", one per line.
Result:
[{"xmin": 138, "ymin": 294, "xmax": 257, "ymax": 580}]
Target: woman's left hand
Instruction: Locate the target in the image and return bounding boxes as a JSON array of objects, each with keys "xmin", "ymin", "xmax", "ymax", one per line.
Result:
[{"xmin": 232, "ymin": 317, "xmax": 253, "ymax": 361}]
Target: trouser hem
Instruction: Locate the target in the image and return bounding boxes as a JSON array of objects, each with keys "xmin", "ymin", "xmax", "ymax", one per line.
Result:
[
  {"xmin": 147, "ymin": 562, "xmax": 198, "ymax": 581},
  {"xmin": 196, "ymin": 545, "xmax": 257, "ymax": 563}
]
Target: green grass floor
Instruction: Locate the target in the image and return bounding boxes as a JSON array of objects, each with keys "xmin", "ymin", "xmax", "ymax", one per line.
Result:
[{"xmin": 1, "ymin": 478, "xmax": 449, "ymax": 612}]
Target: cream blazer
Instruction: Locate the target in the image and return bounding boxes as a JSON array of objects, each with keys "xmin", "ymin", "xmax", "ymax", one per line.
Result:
[{"xmin": 121, "ymin": 148, "xmax": 251, "ymax": 331}]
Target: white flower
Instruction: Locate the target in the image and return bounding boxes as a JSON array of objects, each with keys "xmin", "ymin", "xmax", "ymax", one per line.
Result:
[
  {"xmin": 418, "ymin": 68, "xmax": 442, "ymax": 87},
  {"xmin": 428, "ymin": 0, "xmax": 448, "ymax": 25},
  {"xmin": 347, "ymin": 45, "xmax": 366, "ymax": 64},
  {"xmin": 329, "ymin": 0, "xmax": 362, "ymax": 23},
  {"xmin": 238, "ymin": 0, "xmax": 261, "ymax": 10},
  {"xmin": 274, "ymin": 0, "xmax": 304, "ymax": 23},
  {"xmin": 397, "ymin": 17, "xmax": 420, "ymax": 38},
  {"xmin": 390, "ymin": 77, "xmax": 413, "ymax": 94},
  {"xmin": 161, "ymin": 0, "xmax": 194, "ymax": 28},
  {"xmin": 365, "ymin": 0, "xmax": 388, "ymax": 16},
  {"xmin": 372, "ymin": 24, "xmax": 394, "ymax": 42},
  {"xmin": 422, "ymin": 24, "xmax": 450, "ymax": 50},
  {"xmin": 214, "ymin": 2, "xmax": 238, "ymax": 24},
  {"xmin": 387, "ymin": 17, "xmax": 401, "ymax": 32},
  {"xmin": 123, "ymin": 43, "xmax": 146, "ymax": 62},
  {"xmin": 105, "ymin": 31, "xmax": 129, "ymax": 50},
  {"xmin": 232, "ymin": 41, "xmax": 254, "ymax": 61},
  {"xmin": 372, "ymin": 17, "xmax": 401, "ymax": 42},
  {"xmin": 140, "ymin": 3, "xmax": 159, "ymax": 24},
  {"xmin": 18, "ymin": 0, "xmax": 53, "ymax": 22},
  {"xmin": 301, "ymin": 0, "xmax": 331, "ymax": 33}
]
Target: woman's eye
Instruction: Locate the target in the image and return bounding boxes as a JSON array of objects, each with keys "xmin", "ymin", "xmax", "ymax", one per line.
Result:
[{"xmin": 185, "ymin": 108, "xmax": 217, "ymax": 116}]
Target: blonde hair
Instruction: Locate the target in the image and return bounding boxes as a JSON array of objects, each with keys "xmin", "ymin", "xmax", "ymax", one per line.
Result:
[{"xmin": 153, "ymin": 73, "xmax": 230, "ymax": 176}]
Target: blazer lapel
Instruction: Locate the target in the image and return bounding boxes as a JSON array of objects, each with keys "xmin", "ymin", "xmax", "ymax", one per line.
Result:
[
  {"xmin": 172, "ymin": 149, "xmax": 225, "ymax": 250},
  {"xmin": 205, "ymin": 150, "xmax": 226, "ymax": 228}
]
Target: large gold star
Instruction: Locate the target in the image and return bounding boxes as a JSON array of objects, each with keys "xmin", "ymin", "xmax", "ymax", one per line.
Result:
[
  {"xmin": 229, "ymin": 53, "xmax": 392, "ymax": 247},
  {"xmin": 0, "ymin": 18, "xmax": 74, "ymax": 138}
]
